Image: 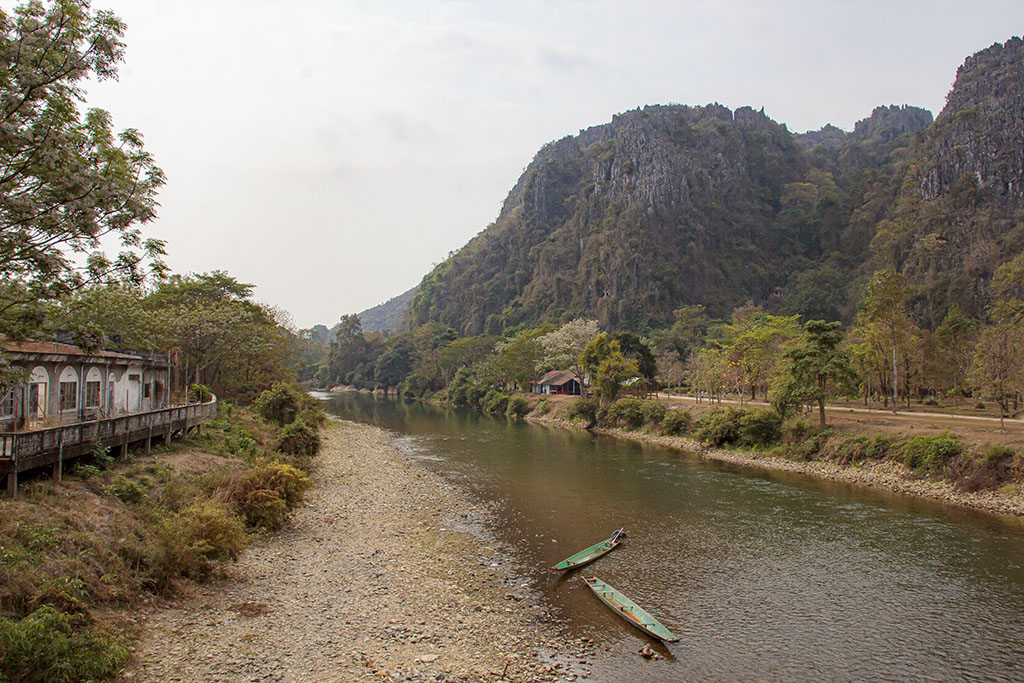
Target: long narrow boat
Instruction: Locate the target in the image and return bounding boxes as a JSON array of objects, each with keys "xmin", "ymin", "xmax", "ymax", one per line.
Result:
[
  {"xmin": 551, "ymin": 529, "xmax": 626, "ymax": 571},
  {"xmin": 582, "ymin": 575, "xmax": 679, "ymax": 642}
]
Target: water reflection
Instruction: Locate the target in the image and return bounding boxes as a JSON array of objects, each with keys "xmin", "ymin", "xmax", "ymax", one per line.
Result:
[{"xmin": 321, "ymin": 392, "xmax": 1024, "ymax": 681}]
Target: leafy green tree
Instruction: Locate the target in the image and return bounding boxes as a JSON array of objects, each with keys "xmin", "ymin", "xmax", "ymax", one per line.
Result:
[
  {"xmin": 929, "ymin": 304, "xmax": 977, "ymax": 404},
  {"xmin": 854, "ymin": 269, "xmax": 918, "ymax": 412},
  {"xmin": 325, "ymin": 314, "xmax": 371, "ymax": 385},
  {"xmin": 971, "ymin": 301, "xmax": 1024, "ymax": 430},
  {"xmin": 611, "ymin": 331, "xmax": 656, "ymax": 379},
  {"xmin": 0, "ymin": 0, "xmax": 165, "ymax": 342},
  {"xmin": 374, "ymin": 339, "xmax": 415, "ymax": 391},
  {"xmin": 492, "ymin": 328, "xmax": 547, "ymax": 390},
  {"xmin": 724, "ymin": 310, "xmax": 801, "ymax": 403},
  {"xmin": 772, "ymin": 320, "xmax": 857, "ymax": 427}
]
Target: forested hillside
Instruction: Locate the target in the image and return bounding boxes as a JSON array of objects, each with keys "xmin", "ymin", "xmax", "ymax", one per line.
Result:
[{"xmin": 402, "ymin": 37, "xmax": 1022, "ymax": 336}]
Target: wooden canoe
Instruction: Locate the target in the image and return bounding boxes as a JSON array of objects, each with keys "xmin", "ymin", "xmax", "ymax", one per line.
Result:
[
  {"xmin": 551, "ymin": 529, "xmax": 625, "ymax": 571},
  {"xmin": 582, "ymin": 575, "xmax": 679, "ymax": 642}
]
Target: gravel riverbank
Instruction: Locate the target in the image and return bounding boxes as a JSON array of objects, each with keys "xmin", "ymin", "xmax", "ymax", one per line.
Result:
[{"xmin": 123, "ymin": 421, "xmax": 592, "ymax": 682}]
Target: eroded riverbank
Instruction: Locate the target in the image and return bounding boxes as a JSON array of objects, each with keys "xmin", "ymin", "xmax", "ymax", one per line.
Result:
[{"xmin": 124, "ymin": 421, "xmax": 592, "ymax": 682}]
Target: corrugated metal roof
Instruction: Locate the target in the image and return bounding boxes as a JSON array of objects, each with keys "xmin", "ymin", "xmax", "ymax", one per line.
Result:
[{"xmin": 534, "ymin": 369, "xmax": 579, "ymax": 386}]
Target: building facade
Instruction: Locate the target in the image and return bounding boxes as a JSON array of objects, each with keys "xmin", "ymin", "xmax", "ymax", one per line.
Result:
[{"xmin": 1, "ymin": 340, "xmax": 171, "ymax": 432}]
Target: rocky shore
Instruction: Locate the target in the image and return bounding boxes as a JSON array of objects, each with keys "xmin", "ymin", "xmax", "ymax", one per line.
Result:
[
  {"xmin": 528, "ymin": 414, "xmax": 1024, "ymax": 519},
  {"xmin": 123, "ymin": 421, "xmax": 593, "ymax": 682}
]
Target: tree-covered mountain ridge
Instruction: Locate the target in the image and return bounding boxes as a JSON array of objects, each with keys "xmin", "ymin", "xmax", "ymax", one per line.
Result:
[{"xmin": 403, "ymin": 37, "xmax": 1023, "ymax": 335}]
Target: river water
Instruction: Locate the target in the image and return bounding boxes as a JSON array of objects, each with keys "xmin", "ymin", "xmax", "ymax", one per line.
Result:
[{"xmin": 320, "ymin": 392, "xmax": 1024, "ymax": 681}]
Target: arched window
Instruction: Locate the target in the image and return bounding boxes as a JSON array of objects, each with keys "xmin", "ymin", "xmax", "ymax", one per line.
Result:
[
  {"xmin": 29, "ymin": 366, "xmax": 49, "ymax": 419},
  {"xmin": 59, "ymin": 366, "xmax": 78, "ymax": 411},
  {"xmin": 85, "ymin": 368, "xmax": 103, "ymax": 409}
]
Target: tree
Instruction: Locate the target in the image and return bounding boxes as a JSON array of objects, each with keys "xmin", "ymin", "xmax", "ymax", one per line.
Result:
[
  {"xmin": 374, "ymin": 339, "xmax": 415, "ymax": 392},
  {"xmin": 325, "ymin": 314, "xmax": 370, "ymax": 385},
  {"xmin": 929, "ymin": 304, "xmax": 977, "ymax": 404},
  {"xmin": 971, "ymin": 301, "xmax": 1024, "ymax": 430},
  {"xmin": 1, "ymin": 0, "xmax": 165, "ymax": 341},
  {"xmin": 492, "ymin": 328, "xmax": 546, "ymax": 391},
  {"xmin": 611, "ymin": 331, "xmax": 656, "ymax": 379},
  {"xmin": 855, "ymin": 269, "xmax": 917, "ymax": 413},
  {"xmin": 538, "ymin": 319, "xmax": 599, "ymax": 391},
  {"xmin": 772, "ymin": 320, "xmax": 857, "ymax": 427},
  {"xmin": 723, "ymin": 311, "xmax": 801, "ymax": 403}
]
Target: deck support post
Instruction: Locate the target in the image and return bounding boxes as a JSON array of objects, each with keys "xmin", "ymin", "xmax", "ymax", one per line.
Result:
[
  {"xmin": 53, "ymin": 440, "xmax": 63, "ymax": 483},
  {"xmin": 145, "ymin": 425, "xmax": 152, "ymax": 454},
  {"xmin": 164, "ymin": 427, "xmax": 172, "ymax": 447},
  {"xmin": 6, "ymin": 470, "xmax": 16, "ymax": 497},
  {"xmin": 120, "ymin": 438, "xmax": 129, "ymax": 459}
]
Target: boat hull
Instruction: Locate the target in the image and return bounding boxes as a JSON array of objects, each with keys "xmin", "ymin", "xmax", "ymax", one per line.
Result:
[
  {"xmin": 551, "ymin": 529, "xmax": 624, "ymax": 571},
  {"xmin": 582, "ymin": 575, "xmax": 679, "ymax": 642}
]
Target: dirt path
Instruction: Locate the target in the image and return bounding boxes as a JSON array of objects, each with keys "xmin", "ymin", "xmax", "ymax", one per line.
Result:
[{"xmin": 123, "ymin": 422, "xmax": 591, "ymax": 682}]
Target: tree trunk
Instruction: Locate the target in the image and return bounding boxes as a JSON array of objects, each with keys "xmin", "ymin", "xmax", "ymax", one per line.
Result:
[
  {"xmin": 818, "ymin": 399, "xmax": 826, "ymax": 427},
  {"xmin": 891, "ymin": 336, "xmax": 898, "ymax": 414}
]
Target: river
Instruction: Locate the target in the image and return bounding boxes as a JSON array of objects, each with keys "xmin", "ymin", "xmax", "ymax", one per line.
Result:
[{"xmin": 321, "ymin": 392, "xmax": 1024, "ymax": 681}]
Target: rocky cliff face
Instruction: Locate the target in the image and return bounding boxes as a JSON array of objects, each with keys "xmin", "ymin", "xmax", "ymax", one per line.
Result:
[
  {"xmin": 400, "ymin": 37, "xmax": 1022, "ymax": 335},
  {"xmin": 878, "ymin": 37, "xmax": 1024, "ymax": 326},
  {"xmin": 918, "ymin": 37, "xmax": 1024, "ymax": 205}
]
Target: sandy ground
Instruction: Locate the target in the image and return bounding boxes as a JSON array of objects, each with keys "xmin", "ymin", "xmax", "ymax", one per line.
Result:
[{"xmin": 122, "ymin": 422, "xmax": 594, "ymax": 683}]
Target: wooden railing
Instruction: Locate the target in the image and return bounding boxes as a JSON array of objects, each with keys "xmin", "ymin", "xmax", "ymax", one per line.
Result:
[{"xmin": 1, "ymin": 396, "xmax": 217, "ymax": 495}]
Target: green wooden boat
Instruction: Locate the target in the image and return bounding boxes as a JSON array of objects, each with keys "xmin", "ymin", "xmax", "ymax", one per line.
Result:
[
  {"xmin": 551, "ymin": 529, "xmax": 625, "ymax": 571},
  {"xmin": 582, "ymin": 575, "xmax": 679, "ymax": 642}
]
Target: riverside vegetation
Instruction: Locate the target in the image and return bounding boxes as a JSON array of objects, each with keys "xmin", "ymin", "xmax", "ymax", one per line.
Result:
[{"xmin": 0, "ymin": 383, "xmax": 324, "ymax": 682}]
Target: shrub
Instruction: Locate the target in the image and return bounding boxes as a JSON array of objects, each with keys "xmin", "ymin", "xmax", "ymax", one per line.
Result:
[
  {"xmin": 602, "ymin": 398, "xmax": 648, "ymax": 430},
  {"xmin": 782, "ymin": 418, "xmax": 811, "ymax": 444},
  {"xmin": 737, "ymin": 409, "xmax": 783, "ymax": 448},
  {"xmin": 895, "ymin": 433, "xmax": 964, "ymax": 474},
  {"xmin": 693, "ymin": 408, "xmax": 744, "ymax": 447},
  {"xmin": 235, "ymin": 461, "xmax": 311, "ymax": 531},
  {"xmin": 104, "ymin": 476, "xmax": 149, "ymax": 503},
  {"xmin": 532, "ymin": 397, "xmax": 551, "ymax": 416},
  {"xmin": 188, "ymin": 383, "xmax": 213, "ymax": 403},
  {"xmin": 866, "ymin": 434, "xmax": 894, "ymax": 459},
  {"xmin": 661, "ymin": 408, "xmax": 693, "ymax": 436},
  {"xmin": 0, "ymin": 606, "xmax": 129, "ymax": 683},
  {"xmin": 151, "ymin": 502, "xmax": 247, "ymax": 586},
  {"xmin": 278, "ymin": 419, "xmax": 321, "ymax": 456},
  {"xmin": 566, "ymin": 398, "xmax": 600, "ymax": 425},
  {"xmin": 482, "ymin": 390, "xmax": 510, "ymax": 416},
  {"xmin": 254, "ymin": 382, "xmax": 320, "ymax": 427},
  {"xmin": 642, "ymin": 401, "xmax": 667, "ymax": 425},
  {"xmin": 506, "ymin": 396, "xmax": 531, "ymax": 419}
]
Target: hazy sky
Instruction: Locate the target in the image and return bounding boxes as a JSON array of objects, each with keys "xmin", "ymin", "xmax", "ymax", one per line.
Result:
[{"xmin": 71, "ymin": 0, "xmax": 1023, "ymax": 328}]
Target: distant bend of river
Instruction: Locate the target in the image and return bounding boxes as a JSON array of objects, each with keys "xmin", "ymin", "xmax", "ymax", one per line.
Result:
[{"xmin": 320, "ymin": 392, "xmax": 1024, "ymax": 682}]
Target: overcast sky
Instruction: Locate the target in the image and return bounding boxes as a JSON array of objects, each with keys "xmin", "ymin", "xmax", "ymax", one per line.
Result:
[{"xmin": 72, "ymin": 0, "xmax": 1024, "ymax": 328}]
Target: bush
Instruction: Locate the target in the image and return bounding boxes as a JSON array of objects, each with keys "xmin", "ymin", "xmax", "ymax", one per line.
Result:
[
  {"xmin": 532, "ymin": 397, "xmax": 551, "ymax": 416},
  {"xmin": 506, "ymin": 396, "xmax": 531, "ymax": 419},
  {"xmin": 661, "ymin": 408, "xmax": 693, "ymax": 436},
  {"xmin": 151, "ymin": 502, "xmax": 247, "ymax": 586},
  {"xmin": 693, "ymin": 408, "xmax": 744, "ymax": 447},
  {"xmin": 188, "ymin": 383, "xmax": 213, "ymax": 403},
  {"xmin": 895, "ymin": 433, "xmax": 964, "ymax": 474},
  {"xmin": 782, "ymin": 418, "xmax": 811, "ymax": 444},
  {"xmin": 235, "ymin": 461, "xmax": 311, "ymax": 531},
  {"xmin": 602, "ymin": 398, "xmax": 648, "ymax": 430},
  {"xmin": 482, "ymin": 390, "xmax": 510, "ymax": 416},
  {"xmin": 278, "ymin": 419, "xmax": 321, "ymax": 456},
  {"xmin": 737, "ymin": 409, "xmax": 783, "ymax": 448},
  {"xmin": 104, "ymin": 475, "xmax": 149, "ymax": 503},
  {"xmin": 642, "ymin": 401, "xmax": 667, "ymax": 425},
  {"xmin": 0, "ymin": 606, "xmax": 129, "ymax": 683},
  {"xmin": 254, "ymin": 382, "xmax": 321, "ymax": 427},
  {"xmin": 566, "ymin": 398, "xmax": 600, "ymax": 425}
]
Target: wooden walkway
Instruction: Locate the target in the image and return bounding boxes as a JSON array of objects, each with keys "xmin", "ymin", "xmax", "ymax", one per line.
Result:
[{"xmin": 0, "ymin": 397, "xmax": 217, "ymax": 496}]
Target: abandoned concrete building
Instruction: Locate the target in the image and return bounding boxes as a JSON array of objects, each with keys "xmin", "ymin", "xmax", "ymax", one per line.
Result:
[{"xmin": 0, "ymin": 338, "xmax": 216, "ymax": 495}]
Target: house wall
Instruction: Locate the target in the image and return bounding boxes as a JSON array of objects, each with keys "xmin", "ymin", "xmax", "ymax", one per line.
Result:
[{"xmin": 0, "ymin": 354, "xmax": 171, "ymax": 431}]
